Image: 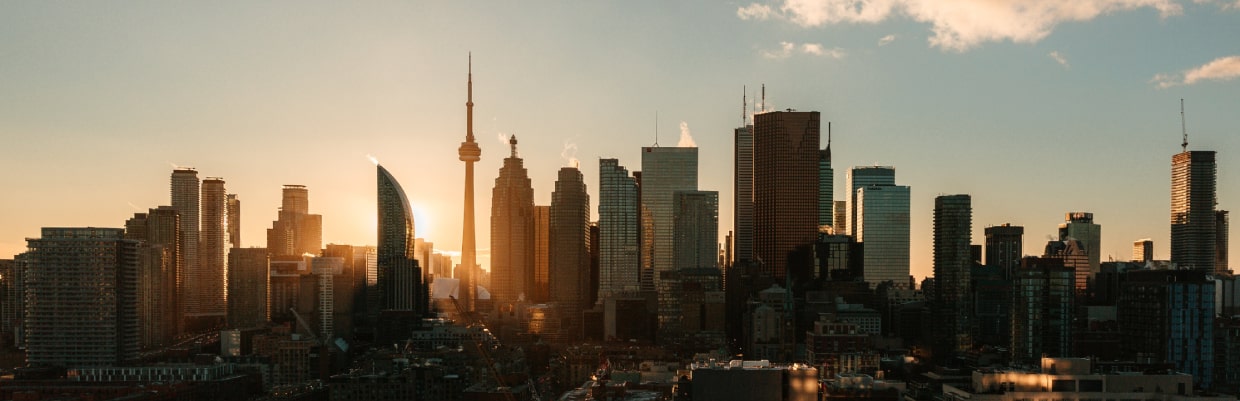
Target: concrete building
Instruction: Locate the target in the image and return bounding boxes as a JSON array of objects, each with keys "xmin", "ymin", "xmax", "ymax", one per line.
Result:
[
  {"xmin": 1217, "ymin": 210, "xmax": 1229, "ymax": 273},
  {"xmin": 1059, "ymin": 212, "xmax": 1101, "ymax": 282},
  {"xmin": 1171, "ymin": 150, "xmax": 1217, "ymax": 272},
  {"xmin": 833, "ymin": 200, "xmax": 847, "ymax": 235},
  {"xmin": 942, "ymin": 358, "xmax": 1226, "ymax": 401},
  {"xmin": 550, "ymin": 167, "xmax": 591, "ymax": 341},
  {"xmin": 532, "ymin": 205, "xmax": 551, "ymax": 303},
  {"xmin": 1134, "ymin": 239, "xmax": 1154, "ymax": 263},
  {"xmin": 170, "ymin": 168, "xmax": 199, "ymax": 326},
  {"xmin": 24, "ymin": 228, "xmax": 140, "ymax": 367},
  {"xmin": 194, "ymin": 177, "xmax": 228, "ymax": 321},
  {"xmin": 266, "ymin": 185, "xmax": 324, "ymax": 258},
  {"xmin": 934, "ymin": 194, "xmax": 973, "ymax": 354},
  {"xmin": 857, "ymin": 185, "xmax": 911, "ymax": 288},
  {"xmin": 1011, "ymin": 257, "xmax": 1074, "ymax": 364},
  {"xmin": 490, "ymin": 136, "xmax": 535, "ymax": 308},
  {"xmin": 753, "ymin": 111, "xmax": 820, "ymax": 282},
  {"xmin": 1118, "ymin": 269, "xmax": 1215, "ymax": 389},
  {"xmin": 986, "ymin": 224, "xmax": 1024, "ymax": 279},
  {"xmin": 688, "ymin": 360, "xmax": 819, "ymax": 401},
  {"xmin": 599, "ymin": 158, "xmax": 640, "ymax": 300},
  {"xmin": 227, "ymin": 248, "xmax": 269, "ymax": 329},
  {"xmin": 1044, "ymin": 239, "xmax": 1090, "ymax": 294},
  {"xmin": 227, "ymin": 194, "xmax": 240, "ymax": 248},
  {"xmin": 674, "ymin": 191, "xmax": 719, "ymax": 271}
]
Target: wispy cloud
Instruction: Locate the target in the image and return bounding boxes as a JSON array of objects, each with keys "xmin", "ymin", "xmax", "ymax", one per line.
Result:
[
  {"xmin": 878, "ymin": 34, "xmax": 897, "ymax": 46},
  {"xmin": 1152, "ymin": 55, "xmax": 1240, "ymax": 88},
  {"xmin": 1048, "ymin": 51, "xmax": 1070, "ymax": 69},
  {"xmin": 1193, "ymin": 0, "xmax": 1240, "ymax": 10},
  {"xmin": 560, "ymin": 140, "xmax": 579, "ymax": 168},
  {"xmin": 678, "ymin": 121, "xmax": 697, "ymax": 147},
  {"xmin": 738, "ymin": 0, "xmax": 1182, "ymax": 52},
  {"xmin": 762, "ymin": 41, "xmax": 845, "ymax": 59}
]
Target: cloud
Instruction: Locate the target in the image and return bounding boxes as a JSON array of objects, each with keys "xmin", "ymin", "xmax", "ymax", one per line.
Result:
[
  {"xmin": 1152, "ymin": 56, "xmax": 1240, "ymax": 88},
  {"xmin": 738, "ymin": 0, "xmax": 1182, "ymax": 52},
  {"xmin": 762, "ymin": 41, "xmax": 845, "ymax": 59},
  {"xmin": 678, "ymin": 121, "xmax": 697, "ymax": 147},
  {"xmin": 1193, "ymin": 0, "xmax": 1240, "ymax": 10},
  {"xmin": 1048, "ymin": 51, "xmax": 1070, "ymax": 68},
  {"xmin": 366, "ymin": 154, "xmax": 379, "ymax": 166},
  {"xmin": 738, "ymin": 3, "xmax": 775, "ymax": 20},
  {"xmin": 878, "ymin": 34, "xmax": 897, "ymax": 46},
  {"xmin": 560, "ymin": 140, "xmax": 579, "ymax": 168},
  {"xmin": 497, "ymin": 132, "xmax": 509, "ymax": 145}
]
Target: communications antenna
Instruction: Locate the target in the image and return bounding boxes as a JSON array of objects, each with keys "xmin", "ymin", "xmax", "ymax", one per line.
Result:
[
  {"xmin": 1181, "ymin": 98, "xmax": 1188, "ymax": 152},
  {"xmin": 654, "ymin": 111, "xmax": 659, "ymax": 147},
  {"xmin": 742, "ymin": 86, "xmax": 747, "ymax": 126}
]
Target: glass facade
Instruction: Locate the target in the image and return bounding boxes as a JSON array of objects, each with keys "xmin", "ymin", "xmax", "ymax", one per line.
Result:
[
  {"xmin": 1171, "ymin": 150, "xmax": 1217, "ymax": 272},
  {"xmin": 641, "ymin": 147, "xmax": 698, "ymax": 328},
  {"xmin": 734, "ymin": 126, "xmax": 754, "ymax": 263},
  {"xmin": 598, "ymin": 158, "xmax": 639, "ymax": 300},
  {"xmin": 857, "ymin": 185, "xmax": 910, "ymax": 288},
  {"xmin": 846, "ymin": 166, "xmax": 895, "ymax": 237}
]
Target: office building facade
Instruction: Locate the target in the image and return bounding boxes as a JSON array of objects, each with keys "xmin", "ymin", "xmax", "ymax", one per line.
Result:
[
  {"xmin": 856, "ymin": 185, "xmax": 911, "ymax": 288},
  {"xmin": 933, "ymin": 194, "xmax": 973, "ymax": 354},
  {"xmin": 490, "ymin": 136, "xmax": 535, "ymax": 307},
  {"xmin": 550, "ymin": 167, "xmax": 591, "ymax": 340},
  {"xmin": 753, "ymin": 111, "xmax": 820, "ymax": 281},
  {"xmin": 598, "ymin": 158, "xmax": 639, "ymax": 300},
  {"xmin": 227, "ymin": 248, "xmax": 269, "ymax": 329}
]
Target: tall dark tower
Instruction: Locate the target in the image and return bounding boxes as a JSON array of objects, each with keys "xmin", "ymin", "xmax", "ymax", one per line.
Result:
[
  {"xmin": 550, "ymin": 167, "xmax": 590, "ymax": 341},
  {"xmin": 491, "ymin": 136, "xmax": 534, "ymax": 309},
  {"xmin": 376, "ymin": 165, "xmax": 422, "ymax": 312},
  {"xmin": 459, "ymin": 54, "xmax": 482, "ymax": 313},
  {"xmin": 818, "ymin": 123, "xmax": 833, "ymax": 230},
  {"xmin": 1171, "ymin": 150, "xmax": 1217, "ymax": 271},
  {"xmin": 933, "ymin": 194, "xmax": 972, "ymax": 355},
  {"xmin": 753, "ymin": 110, "xmax": 820, "ymax": 281}
]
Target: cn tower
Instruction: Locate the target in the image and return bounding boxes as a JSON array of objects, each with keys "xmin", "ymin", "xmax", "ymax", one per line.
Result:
[{"xmin": 458, "ymin": 54, "xmax": 481, "ymax": 313}]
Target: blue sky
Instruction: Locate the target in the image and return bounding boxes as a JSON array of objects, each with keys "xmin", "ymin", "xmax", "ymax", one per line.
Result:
[{"xmin": 1, "ymin": 1, "xmax": 1238, "ymax": 280}]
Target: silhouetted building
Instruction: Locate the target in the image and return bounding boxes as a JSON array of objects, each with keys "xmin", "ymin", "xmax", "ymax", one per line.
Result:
[
  {"xmin": 193, "ymin": 177, "xmax": 228, "ymax": 323},
  {"xmin": 1044, "ymin": 239, "xmax": 1090, "ymax": 294},
  {"xmin": 228, "ymin": 248, "xmax": 269, "ymax": 329},
  {"xmin": 550, "ymin": 167, "xmax": 590, "ymax": 340},
  {"xmin": 934, "ymin": 194, "xmax": 972, "ymax": 355},
  {"xmin": 753, "ymin": 110, "xmax": 820, "ymax": 282},
  {"xmin": 24, "ymin": 228, "xmax": 140, "ymax": 367},
  {"xmin": 1059, "ymin": 212, "xmax": 1101, "ymax": 281},
  {"xmin": 820, "ymin": 126, "xmax": 834, "ymax": 230},
  {"xmin": 170, "ymin": 168, "xmax": 199, "ymax": 327},
  {"xmin": 490, "ymin": 136, "xmax": 534, "ymax": 309},
  {"xmin": 266, "ymin": 185, "xmax": 324, "ymax": 257},
  {"xmin": 599, "ymin": 158, "xmax": 640, "ymax": 300},
  {"xmin": 986, "ymin": 224, "xmax": 1023, "ymax": 279},
  {"xmin": 971, "ymin": 264, "xmax": 1011, "ymax": 348},
  {"xmin": 1171, "ymin": 150, "xmax": 1217, "ymax": 272},
  {"xmin": 816, "ymin": 234, "xmax": 861, "ymax": 281},
  {"xmin": 674, "ymin": 191, "xmax": 719, "ymax": 270},
  {"xmin": 1011, "ymin": 257, "xmax": 1074, "ymax": 364},
  {"xmin": 227, "ymin": 194, "xmax": 240, "ymax": 248},
  {"xmin": 124, "ymin": 206, "xmax": 182, "ymax": 346},
  {"xmin": 1134, "ymin": 239, "xmax": 1155, "ymax": 263},
  {"xmin": 857, "ymin": 185, "xmax": 911, "ymax": 288},
  {"xmin": 1118, "ymin": 269, "xmax": 1215, "ymax": 389},
  {"xmin": 376, "ymin": 165, "xmax": 426, "ymax": 318},
  {"xmin": 735, "ymin": 124, "xmax": 755, "ymax": 264},
  {"xmin": 1218, "ymin": 210, "xmax": 1229, "ymax": 273}
]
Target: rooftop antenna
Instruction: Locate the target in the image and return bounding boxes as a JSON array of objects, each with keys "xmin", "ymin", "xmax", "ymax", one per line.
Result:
[
  {"xmin": 826, "ymin": 122, "xmax": 832, "ymax": 160},
  {"xmin": 742, "ymin": 86, "xmax": 747, "ymax": 126},
  {"xmin": 654, "ymin": 111, "xmax": 660, "ymax": 147},
  {"xmin": 761, "ymin": 84, "xmax": 766, "ymax": 113},
  {"xmin": 1181, "ymin": 98, "xmax": 1188, "ymax": 152}
]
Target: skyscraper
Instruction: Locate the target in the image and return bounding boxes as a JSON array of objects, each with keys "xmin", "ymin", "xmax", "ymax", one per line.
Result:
[
  {"xmin": 194, "ymin": 177, "xmax": 228, "ymax": 321},
  {"xmin": 673, "ymin": 191, "xmax": 719, "ymax": 270},
  {"xmin": 377, "ymin": 165, "xmax": 424, "ymax": 313},
  {"xmin": 1011, "ymin": 256, "xmax": 1074, "ymax": 363},
  {"xmin": 267, "ymin": 185, "xmax": 323, "ymax": 257},
  {"xmin": 170, "ymin": 168, "xmax": 199, "ymax": 325},
  {"xmin": 228, "ymin": 248, "xmax": 269, "ymax": 329},
  {"xmin": 458, "ymin": 54, "xmax": 482, "ymax": 313},
  {"xmin": 144, "ymin": 206, "xmax": 182, "ymax": 342},
  {"xmin": 550, "ymin": 167, "xmax": 590, "ymax": 340},
  {"xmin": 856, "ymin": 185, "xmax": 911, "ymax": 288},
  {"xmin": 846, "ymin": 166, "xmax": 895, "ymax": 237},
  {"xmin": 491, "ymin": 136, "xmax": 534, "ymax": 307},
  {"xmin": 753, "ymin": 110, "xmax": 820, "ymax": 281},
  {"xmin": 933, "ymin": 194, "xmax": 972, "ymax": 354},
  {"xmin": 598, "ymin": 158, "xmax": 639, "ymax": 300},
  {"xmin": 734, "ymin": 124, "xmax": 754, "ymax": 264},
  {"xmin": 532, "ymin": 205, "xmax": 551, "ymax": 303},
  {"xmin": 833, "ymin": 200, "xmax": 847, "ymax": 234},
  {"xmin": 227, "ymin": 194, "xmax": 240, "ymax": 248},
  {"xmin": 24, "ymin": 228, "xmax": 140, "ymax": 367},
  {"xmin": 1171, "ymin": 150, "xmax": 1217, "ymax": 272},
  {"xmin": 641, "ymin": 146, "xmax": 698, "ymax": 326},
  {"xmin": 1058, "ymin": 212, "xmax": 1101, "ymax": 279},
  {"xmin": 818, "ymin": 125, "xmax": 833, "ymax": 230},
  {"xmin": 1217, "ymin": 210, "xmax": 1229, "ymax": 273},
  {"xmin": 984, "ymin": 224, "xmax": 1023, "ymax": 278},
  {"xmin": 1133, "ymin": 239, "xmax": 1154, "ymax": 262}
]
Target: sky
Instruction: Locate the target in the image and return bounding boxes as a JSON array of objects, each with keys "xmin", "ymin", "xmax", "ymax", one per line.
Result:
[{"xmin": 1, "ymin": 1, "xmax": 1238, "ymax": 281}]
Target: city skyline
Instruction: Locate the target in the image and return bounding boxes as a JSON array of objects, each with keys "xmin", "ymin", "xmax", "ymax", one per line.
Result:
[{"xmin": 3, "ymin": 2, "xmax": 1240, "ymax": 281}]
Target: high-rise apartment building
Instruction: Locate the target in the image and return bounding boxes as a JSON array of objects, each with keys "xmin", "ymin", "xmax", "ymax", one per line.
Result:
[
  {"xmin": 532, "ymin": 205, "xmax": 551, "ymax": 303},
  {"xmin": 376, "ymin": 165, "xmax": 425, "ymax": 314},
  {"xmin": 598, "ymin": 158, "xmax": 639, "ymax": 300},
  {"xmin": 491, "ymin": 136, "xmax": 535, "ymax": 308},
  {"xmin": 550, "ymin": 167, "xmax": 591, "ymax": 340},
  {"xmin": 819, "ymin": 128, "xmax": 833, "ymax": 230},
  {"xmin": 1171, "ymin": 150, "xmax": 1217, "ymax": 272},
  {"xmin": 193, "ymin": 177, "xmax": 228, "ymax": 320},
  {"xmin": 24, "ymin": 228, "xmax": 140, "ymax": 367},
  {"xmin": 734, "ymin": 125, "xmax": 754, "ymax": 264},
  {"xmin": 985, "ymin": 224, "xmax": 1023, "ymax": 278},
  {"xmin": 1118, "ymin": 269, "xmax": 1215, "ymax": 389},
  {"xmin": 1058, "ymin": 212, "xmax": 1101, "ymax": 279},
  {"xmin": 1011, "ymin": 257, "xmax": 1074, "ymax": 364},
  {"xmin": 227, "ymin": 194, "xmax": 240, "ymax": 248},
  {"xmin": 641, "ymin": 146, "xmax": 698, "ymax": 327},
  {"xmin": 1218, "ymin": 210, "xmax": 1230, "ymax": 273},
  {"xmin": 228, "ymin": 248, "xmax": 269, "ymax": 329},
  {"xmin": 857, "ymin": 185, "xmax": 911, "ymax": 288},
  {"xmin": 753, "ymin": 111, "xmax": 820, "ymax": 281},
  {"xmin": 933, "ymin": 194, "xmax": 972, "ymax": 354},
  {"xmin": 170, "ymin": 168, "xmax": 199, "ymax": 324},
  {"xmin": 1133, "ymin": 239, "xmax": 1154, "ymax": 263},
  {"xmin": 267, "ymin": 185, "xmax": 324, "ymax": 257},
  {"xmin": 846, "ymin": 166, "xmax": 895, "ymax": 237}
]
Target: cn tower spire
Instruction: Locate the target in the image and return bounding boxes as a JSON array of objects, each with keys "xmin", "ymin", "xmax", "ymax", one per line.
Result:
[{"xmin": 458, "ymin": 53, "xmax": 481, "ymax": 314}]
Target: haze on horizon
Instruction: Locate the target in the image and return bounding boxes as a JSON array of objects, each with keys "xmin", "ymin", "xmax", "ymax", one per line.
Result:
[{"xmin": 1, "ymin": 1, "xmax": 1238, "ymax": 281}]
